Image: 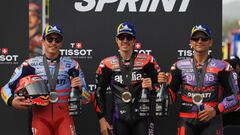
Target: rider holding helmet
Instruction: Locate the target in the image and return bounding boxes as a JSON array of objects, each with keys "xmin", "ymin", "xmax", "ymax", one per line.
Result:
[{"xmin": 1, "ymin": 25, "xmax": 91, "ymax": 135}]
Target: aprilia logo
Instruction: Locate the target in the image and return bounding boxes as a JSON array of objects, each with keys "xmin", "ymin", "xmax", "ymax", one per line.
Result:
[
  {"xmin": 114, "ymin": 72, "xmax": 142, "ymax": 83},
  {"xmin": 74, "ymin": 0, "xmax": 191, "ymax": 12}
]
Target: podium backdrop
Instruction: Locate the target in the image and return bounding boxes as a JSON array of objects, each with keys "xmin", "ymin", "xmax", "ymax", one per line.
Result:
[{"xmin": 0, "ymin": 0, "xmax": 227, "ymax": 135}]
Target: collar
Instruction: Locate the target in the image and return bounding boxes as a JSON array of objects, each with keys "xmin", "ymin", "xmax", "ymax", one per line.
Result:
[{"xmin": 44, "ymin": 54, "xmax": 61, "ymax": 63}]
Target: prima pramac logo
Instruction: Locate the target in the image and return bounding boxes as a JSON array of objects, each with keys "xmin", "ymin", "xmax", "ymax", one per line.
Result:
[
  {"xmin": 74, "ymin": 0, "xmax": 191, "ymax": 12},
  {"xmin": 60, "ymin": 42, "xmax": 93, "ymax": 59},
  {"xmin": 0, "ymin": 48, "xmax": 19, "ymax": 64}
]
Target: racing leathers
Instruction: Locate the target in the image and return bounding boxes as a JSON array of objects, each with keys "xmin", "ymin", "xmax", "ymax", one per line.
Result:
[
  {"xmin": 1, "ymin": 55, "xmax": 91, "ymax": 135},
  {"xmin": 168, "ymin": 57, "xmax": 239, "ymax": 135},
  {"xmin": 94, "ymin": 52, "xmax": 160, "ymax": 135}
]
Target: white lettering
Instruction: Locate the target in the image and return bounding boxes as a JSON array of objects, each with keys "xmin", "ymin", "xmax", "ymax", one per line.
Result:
[
  {"xmin": 60, "ymin": 49, "xmax": 93, "ymax": 56},
  {"xmin": 206, "ymin": 74, "xmax": 215, "ymax": 82},
  {"xmin": 114, "ymin": 72, "xmax": 143, "ymax": 83},
  {"xmin": 187, "ymin": 92, "xmax": 212, "ymax": 98},
  {"xmin": 117, "ymin": 0, "xmax": 138, "ymax": 12},
  {"xmin": 88, "ymin": 84, "xmax": 96, "ymax": 91},
  {"xmin": 179, "ymin": 0, "xmax": 190, "ymax": 12},
  {"xmin": 137, "ymin": 50, "xmax": 152, "ymax": 55},
  {"xmin": 74, "ymin": 0, "xmax": 96, "ymax": 12},
  {"xmin": 0, "ymin": 55, "xmax": 18, "ymax": 62},
  {"xmin": 96, "ymin": 0, "xmax": 118, "ymax": 12},
  {"xmin": 74, "ymin": 0, "xmax": 191, "ymax": 12},
  {"xmin": 70, "ymin": 43, "xmax": 75, "ymax": 48},
  {"xmin": 139, "ymin": 0, "xmax": 151, "ymax": 12}
]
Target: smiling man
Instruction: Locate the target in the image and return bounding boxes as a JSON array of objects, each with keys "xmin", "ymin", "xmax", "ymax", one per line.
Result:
[
  {"xmin": 158, "ymin": 24, "xmax": 240, "ymax": 135},
  {"xmin": 94, "ymin": 22, "xmax": 161, "ymax": 135},
  {"xmin": 1, "ymin": 25, "xmax": 91, "ymax": 135}
]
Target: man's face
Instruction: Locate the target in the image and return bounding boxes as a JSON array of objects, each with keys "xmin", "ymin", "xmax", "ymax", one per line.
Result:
[
  {"xmin": 29, "ymin": 10, "xmax": 40, "ymax": 29},
  {"xmin": 190, "ymin": 31, "xmax": 213, "ymax": 53},
  {"xmin": 115, "ymin": 33, "xmax": 136, "ymax": 53},
  {"xmin": 42, "ymin": 33, "xmax": 63, "ymax": 55}
]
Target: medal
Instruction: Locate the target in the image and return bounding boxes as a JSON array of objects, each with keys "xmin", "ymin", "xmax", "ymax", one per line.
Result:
[
  {"xmin": 192, "ymin": 93, "xmax": 203, "ymax": 111},
  {"xmin": 122, "ymin": 91, "xmax": 132, "ymax": 103},
  {"xmin": 49, "ymin": 91, "xmax": 58, "ymax": 103},
  {"xmin": 192, "ymin": 93, "xmax": 203, "ymax": 105}
]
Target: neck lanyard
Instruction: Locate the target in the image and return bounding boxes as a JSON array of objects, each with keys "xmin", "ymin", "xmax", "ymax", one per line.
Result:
[
  {"xmin": 192, "ymin": 57, "xmax": 210, "ymax": 89},
  {"xmin": 43, "ymin": 55, "xmax": 60, "ymax": 92}
]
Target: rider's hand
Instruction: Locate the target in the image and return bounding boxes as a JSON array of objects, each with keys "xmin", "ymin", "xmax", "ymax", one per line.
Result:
[
  {"xmin": 198, "ymin": 105, "xmax": 216, "ymax": 122},
  {"xmin": 99, "ymin": 117, "xmax": 112, "ymax": 135},
  {"xmin": 142, "ymin": 78, "xmax": 152, "ymax": 90},
  {"xmin": 70, "ymin": 77, "xmax": 82, "ymax": 88},
  {"xmin": 12, "ymin": 95, "xmax": 32, "ymax": 110},
  {"xmin": 158, "ymin": 72, "xmax": 169, "ymax": 83}
]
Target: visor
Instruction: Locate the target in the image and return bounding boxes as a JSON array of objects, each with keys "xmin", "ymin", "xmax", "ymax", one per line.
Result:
[{"xmin": 25, "ymin": 80, "xmax": 49, "ymax": 95}]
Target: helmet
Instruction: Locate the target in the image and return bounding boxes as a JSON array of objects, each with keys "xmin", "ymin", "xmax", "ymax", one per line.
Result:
[
  {"xmin": 225, "ymin": 56, "xmax": 240, "ymax": 69},
  {"xmin": 15, "ymin": 75, "xmax": 49, "ymax": 107}
]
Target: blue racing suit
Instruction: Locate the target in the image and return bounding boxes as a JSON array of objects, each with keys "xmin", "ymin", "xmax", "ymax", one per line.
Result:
[{"xmin": 1, "ymin": 55, "xmax": 91, "ymax": 135}]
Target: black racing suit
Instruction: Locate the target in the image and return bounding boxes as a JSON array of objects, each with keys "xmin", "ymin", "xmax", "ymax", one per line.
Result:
[
  {"xmin": 168, "ymin": 57, "xmax": 239, "ymax": 135},
  {"xmin": 94, "ymin": 52, "xmax": 160, "ymax": 135}
]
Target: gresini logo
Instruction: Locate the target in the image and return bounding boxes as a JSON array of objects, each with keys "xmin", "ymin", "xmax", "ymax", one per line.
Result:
[
  {"xmin": 60, "ymin": 42, "xmax": 93, "ymax": 59},
  {"xmin": 74, "ymin": 0, "xmax": 191, "ymax": 12},
  {"xmin": 0, "ymin": 48, "xmax": 19, "ymax": 64}
]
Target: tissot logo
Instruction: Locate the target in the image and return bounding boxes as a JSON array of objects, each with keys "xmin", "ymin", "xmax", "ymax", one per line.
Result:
[
  {"xmin": 177, "ymin": 50, "xmax": 212, "ymax": 60},
  {"xmin": 0, "ymin": 48, "xmax": 19, "ymax": 64},
  {"xmin": 74, "ymin": 0, "xmax": 191, "ymax": 12},
  {"xmin": 135, "ymin": 42, "xmax": 141, "ymax": 49},
  {"xmin": 134, "ymin": 42, "xmax": 152, "ymax": 54},
  {"xmin": 75, "ymin": 42, "xmax": 83, "ymax": 49},
  {"xmin": 135, "ymin": 49, "xmax": 152, "ymax": 55},
  {"xmin": 1, "ymin": 48, "xmax": 8, "ymax": 54},
  {"xmin": 88, "ymin": 84, "xmax": 111, "ymax": 93},
  {"xmin": 60, "ymin": 42, "xmax": 93, "ymax": 59}
]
